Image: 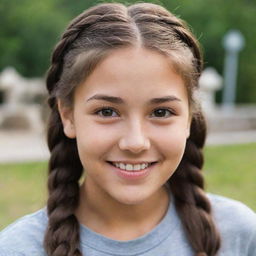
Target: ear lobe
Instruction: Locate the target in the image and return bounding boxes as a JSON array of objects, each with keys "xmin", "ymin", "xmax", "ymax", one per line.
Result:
[{"xmin": 57, "ymin": 99, "xmax": 76, "ymax": 139}]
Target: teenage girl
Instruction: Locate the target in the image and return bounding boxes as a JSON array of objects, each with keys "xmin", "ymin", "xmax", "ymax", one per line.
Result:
[{"xmin": 0, "ymin": 2, "xmax": 255, "ymax": 256}]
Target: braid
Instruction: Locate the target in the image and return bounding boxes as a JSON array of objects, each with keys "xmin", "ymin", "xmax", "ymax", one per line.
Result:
[
  {"xmin": 44, "ymin": 106, "xmax": 83, "ymax": 256},
  {"xmin": 43, "ymin": 8, "xmax": 88, "ymax": 255},
  {"xmin": 128, "ymin": 4, "xmax": 203, "ymax": 74},
  {"xmin": 169, "ymin": 112, "xmax": 221, "ymax": 255},
  {"xmin": 46, "ymin": 12, "xmax": 99, "ymax": 94}
]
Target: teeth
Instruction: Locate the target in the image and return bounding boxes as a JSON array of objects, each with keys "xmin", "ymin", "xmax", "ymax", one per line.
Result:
[
  {"xmin": 113, "ymin": 162, "xmax": 150, "ymax": 171},
  {"xmin": 120, "ymin": 163, "xmax": 126, "ymax": 170},
  {"xmin": 134, "ymin": 164, "xmax": 141, "ymax": 171},
  {"xmin": 126, "ymin": 164, "xmax": 133, "ymax": 171}
]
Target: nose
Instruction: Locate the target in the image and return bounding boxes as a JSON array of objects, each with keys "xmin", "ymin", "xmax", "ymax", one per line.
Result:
[{"xmin": 118, "ymin": 119, "xmax": 151, "ymax": 154}]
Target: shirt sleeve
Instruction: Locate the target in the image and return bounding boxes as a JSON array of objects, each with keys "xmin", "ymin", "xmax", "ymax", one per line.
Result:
[
  {"xmin": 0, "ymin": 209, "xmax": 47, "ymax": 256},
  {"xmin": 208, "ymin": 193, "xmax": 256, "ymax": 255}
]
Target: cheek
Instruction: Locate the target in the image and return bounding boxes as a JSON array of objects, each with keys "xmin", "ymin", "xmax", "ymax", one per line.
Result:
[
  {"xmin": 75, "ymin": 122, "xmax": 118, "ymax": 161},
  {"xmin": 154, "ymin": 125, "xmax": 188, "ymax": 160}
]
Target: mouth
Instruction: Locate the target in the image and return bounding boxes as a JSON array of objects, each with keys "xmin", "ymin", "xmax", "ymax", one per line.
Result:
[
  {"xmin": 106, "ymin": 161, "xmax": 158, "ymax": 180},
  {"xmin": 106, "ymin": 161, "xmax": 158, "ymax": 172}
]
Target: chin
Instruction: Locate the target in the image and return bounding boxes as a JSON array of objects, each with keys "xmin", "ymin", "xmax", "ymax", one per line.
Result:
[{"xmin": 112, "ymin": 189, "xmax": 153, "ymax": 206}]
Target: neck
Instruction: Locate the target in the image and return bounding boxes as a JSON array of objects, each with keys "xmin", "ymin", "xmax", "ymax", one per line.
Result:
[{"xmin": 75, "ymin": 182, "xmax": 170, "ymax": 240}]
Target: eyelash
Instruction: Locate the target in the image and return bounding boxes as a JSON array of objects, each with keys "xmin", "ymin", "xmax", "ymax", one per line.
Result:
[{"xmin": 93, "ymin": 106, "xmax": 176, "ymax": 119}]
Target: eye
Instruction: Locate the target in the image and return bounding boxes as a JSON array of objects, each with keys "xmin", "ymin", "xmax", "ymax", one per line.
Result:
[
  {"xmin": 94, "ymin": 107, "xmax": 119, "ymax": 117},
  {"xmin": 151, "ymin": 108, "xmax": 174, "ymax": 118}
]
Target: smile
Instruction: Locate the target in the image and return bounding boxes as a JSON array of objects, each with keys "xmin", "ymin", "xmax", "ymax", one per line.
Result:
[{"xmin": 107, "ymin": 161, "xmax": 157, "ymax": 172}]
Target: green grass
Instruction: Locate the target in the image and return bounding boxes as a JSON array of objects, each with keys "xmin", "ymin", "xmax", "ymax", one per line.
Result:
[
  {"xmin": 0, "ymin": 143, "xmax": 255, "ymax": 229},
  {"xmin": 204, "ymin": 143, "xmax": 256, "ymax": 211},
  {"xmin": 0, "ymin": 162, "xmax": 47, "ymax": 229}
]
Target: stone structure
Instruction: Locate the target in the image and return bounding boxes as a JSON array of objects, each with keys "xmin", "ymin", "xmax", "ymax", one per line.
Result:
[
  {"xmin": 198, "ymin": 67, "xmax": 256, "ymax": 133},
  {"xmin": 0, "ymin": 67, "xmax": 47, "ymax": 132},
  {"xmin": 199, "ymin": 67, "xmax": 223, "ymax": 114}
]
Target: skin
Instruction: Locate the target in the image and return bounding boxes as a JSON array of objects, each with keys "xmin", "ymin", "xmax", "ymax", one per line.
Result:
[{"xmin": 58, "ymin": 46, "xmax": 191, "ymax": 240}]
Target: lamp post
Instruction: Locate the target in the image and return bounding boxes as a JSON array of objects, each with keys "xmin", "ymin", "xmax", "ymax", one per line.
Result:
[{"xmin": 222, "ymin": 30, "xmax": 245, "ymax": 110}]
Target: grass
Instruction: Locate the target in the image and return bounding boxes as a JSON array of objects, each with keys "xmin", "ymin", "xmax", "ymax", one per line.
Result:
[
  {"xmin": 0, "ymin": 143, "xmax": 255, "ymax": 229},
  {"xmin": 203, "ymin": 143, "xmax": 256, "ymax": 211},
  {"xmin": 0, "ymin": 162, "xmax": 47, "ymax": 229}
]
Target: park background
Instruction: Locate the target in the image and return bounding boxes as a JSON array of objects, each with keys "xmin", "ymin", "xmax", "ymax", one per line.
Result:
[{"xmin": 0, "ymin": 0, "xmax": 255, "ymax": 229}]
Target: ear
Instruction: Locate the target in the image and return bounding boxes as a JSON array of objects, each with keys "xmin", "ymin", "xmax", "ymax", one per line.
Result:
[{"xmin": 57, "ymin": 99, "xmax": 76, "ymax": 138}]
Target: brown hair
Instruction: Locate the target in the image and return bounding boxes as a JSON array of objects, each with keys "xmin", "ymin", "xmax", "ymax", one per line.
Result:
[{"xmin": 44, "ymin": 2, "xmax": 221, "ymax": 256}]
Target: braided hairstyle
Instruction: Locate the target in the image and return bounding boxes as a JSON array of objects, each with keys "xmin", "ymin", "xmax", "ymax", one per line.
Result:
[{"xmin": 44, "ymin": 2, "xmax": 221, "ymax": 256}]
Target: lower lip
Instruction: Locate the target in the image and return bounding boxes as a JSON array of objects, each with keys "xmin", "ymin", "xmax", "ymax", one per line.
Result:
[{"xmin": 107, "ymin": 162, "xmax": 156, "ymax": 180}]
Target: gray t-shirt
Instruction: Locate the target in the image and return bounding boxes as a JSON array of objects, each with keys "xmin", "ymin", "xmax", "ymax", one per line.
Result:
[{"xmin": 0, "ymin": 193, "xmax": 255, "ymax": 256}]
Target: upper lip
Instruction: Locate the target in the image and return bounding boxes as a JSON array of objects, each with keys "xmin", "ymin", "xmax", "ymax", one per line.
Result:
[{"xmin": 107, "ymin": 161, "xmax": 157, "ymax": 165}]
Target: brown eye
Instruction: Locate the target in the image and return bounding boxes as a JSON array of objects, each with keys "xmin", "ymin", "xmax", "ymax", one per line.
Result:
[
  {"xmin": 95, "ymin": 108, "xmax": 119, "ymax": 117},
  {"xmin": 151, "ymin": 108, "xmax": 173, "ymax": 118}
]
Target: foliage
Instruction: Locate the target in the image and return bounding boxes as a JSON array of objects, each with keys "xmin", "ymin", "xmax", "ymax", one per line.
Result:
[
  {"xmin": 161, "ymin": 0, "xmax": 256, "ymax": 103},
  {"xmin": 0, "ymin": 0, "xmax": 255, "ymax": 102},
  {"xmin": 0, "ymin": 0, "xmax": 69, "ymax": 76}
]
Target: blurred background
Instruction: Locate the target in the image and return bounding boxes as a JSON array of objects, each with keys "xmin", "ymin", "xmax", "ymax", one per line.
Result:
[{"xmin": 0, "ymin": 0, "xmax": 255, "ymax": 229}]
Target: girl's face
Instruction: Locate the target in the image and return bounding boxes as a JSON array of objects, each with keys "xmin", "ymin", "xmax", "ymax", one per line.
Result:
[{"xmin": 59, "ymin": 47, "xmax": 191, "ymax": 206}]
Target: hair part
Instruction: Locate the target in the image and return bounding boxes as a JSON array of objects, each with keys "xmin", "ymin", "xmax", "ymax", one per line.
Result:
[{"xmin": 44, "ymin": 2, "xmax": 221, "ymax": 256}]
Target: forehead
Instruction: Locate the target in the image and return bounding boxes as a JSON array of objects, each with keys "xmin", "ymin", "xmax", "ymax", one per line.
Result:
[
  {"xmin": 75, "ymin": 47, "xmax": 188, "ymax": 102},
  {"xmin": 90, "ymin": 47, "xmax": 177, "ymax": 81}
]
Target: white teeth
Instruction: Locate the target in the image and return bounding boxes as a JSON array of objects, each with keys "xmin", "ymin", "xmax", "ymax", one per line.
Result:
[
  {"xmin": 134, "ymin": 164, "xmax": 141, "ymax": 171},
  {"xmin": 113, "ymin": 162, "xmax": 150, "ymax": 171},
  {"xmin": 120, "ymin": 163, "xmax": 126, "ymax": 170},
  {"xmin": 126, "ymin": 164, "xmax": 133, "ymax": 171}
]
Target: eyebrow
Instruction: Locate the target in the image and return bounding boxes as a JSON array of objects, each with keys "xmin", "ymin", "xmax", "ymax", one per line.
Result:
[{"xmin": 86, "ymin": 94, "xmax": 181, "ymax": 104}]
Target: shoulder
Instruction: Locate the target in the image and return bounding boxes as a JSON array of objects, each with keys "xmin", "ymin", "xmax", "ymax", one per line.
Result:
[
  {"xmin": 207, "ymin": 193, "xmax": 256, "ymax": 226},
  {"xmin": 0, "ymin": 249, "xmax": 25, "ymax": 256},
  {"xmin": 207, "ymin": 193, "xmax": 256, "ymax": 254},
  {"xmin": 0, "ymin": 208, "xmax": 48, "ymax": 256}
]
